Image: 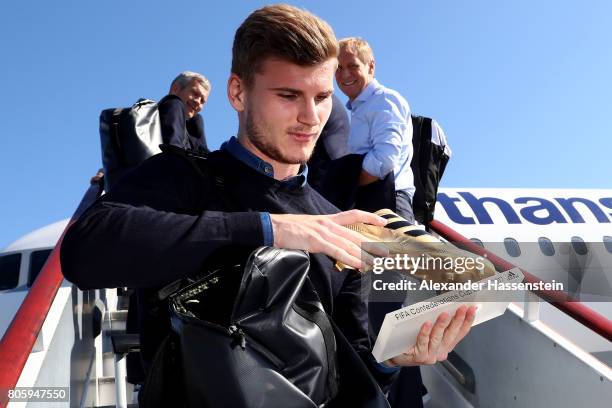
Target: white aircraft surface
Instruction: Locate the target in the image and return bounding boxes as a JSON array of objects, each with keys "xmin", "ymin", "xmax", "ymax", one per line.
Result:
[
  {"xmin": 0, "ymin": 188, "xmax": 610, "ymax": 407},
  {"xmin": 0, "ymin": 219, "xmax": 69, "ymax": 338}
]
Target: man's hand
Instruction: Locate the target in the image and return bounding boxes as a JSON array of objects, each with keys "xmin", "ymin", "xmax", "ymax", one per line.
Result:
[
  {"xmin": 384, "ymin": 305, "xmax": 477, "ymax": 367},
  {"xmin": 90, "ymin": 170, "xmax": 104, "ymax": 185},
  {"xmin": 270, "ymin": 209, "xmax": 387, "ymax": 270}
]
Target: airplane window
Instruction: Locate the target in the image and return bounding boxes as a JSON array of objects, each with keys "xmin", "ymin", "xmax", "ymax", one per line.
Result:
[
  {"xmin": 604, "ymin": 236, "xmax": 612, "ymax": 254},
  {"xmin": 0, "ymin": 253, "xmax": 22, "ymax": 290},
  {"xmin": 469, "ymin": 238, "xmax": 484, "ymax": 248},
  {"xmin": 504, "ymin": 238, "xmax": 521, "ymax": 257},
  {"xmin": 538, "ymin": 237, "xmax": 555, "ymax": 256},
  {"xmin": 571, "ymin": 236, "xmax": 588, "ymax": 256},
  {"xmin": 28, "ymin": 249, "xmax": 53, "ymax": 287}
]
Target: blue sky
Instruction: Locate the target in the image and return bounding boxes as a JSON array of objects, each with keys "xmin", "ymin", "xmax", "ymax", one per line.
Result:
[{"xmin": 1, "ymin": 0, "xmax": 611, "ymax": 249}]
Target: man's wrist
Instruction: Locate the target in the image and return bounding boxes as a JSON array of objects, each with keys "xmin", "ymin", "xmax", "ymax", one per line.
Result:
[{"xmin": 376, "ymin": 359, "xmax": 401, "ymax": 373}]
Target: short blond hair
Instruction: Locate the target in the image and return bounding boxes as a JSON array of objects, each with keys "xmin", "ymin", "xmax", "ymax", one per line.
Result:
[
  {"xmin": 339, "ymin": 37, "xmax": 374, "ymax": 65},
  {"xmin": 232, "ymin": 4, "xmax": 338, "ymax": 88}
]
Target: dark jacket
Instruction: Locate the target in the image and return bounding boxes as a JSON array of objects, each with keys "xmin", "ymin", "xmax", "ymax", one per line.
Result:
[
  {"xmin": 314, "ymin": 153, "xmax": 397, "ymax": 214},
  {"xmin": 158, "ymin": 95, "xmax": 209, "ymax": 155},
  {"xmin": 60, "ymin": 148, "xmax": 395, "ymax": 392}
]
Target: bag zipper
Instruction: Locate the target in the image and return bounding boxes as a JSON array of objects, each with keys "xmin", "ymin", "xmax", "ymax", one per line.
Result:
[
  {"xmin": 231, "ymin": 325, "xmax": 286, "ymax": 369},
  {"xmin": 176, "ymin": 313, "xmax": 285, "ymax": 369},
  {"xmin": 228, "ymin": 324, "xmax": 246, "ymax": 350}
]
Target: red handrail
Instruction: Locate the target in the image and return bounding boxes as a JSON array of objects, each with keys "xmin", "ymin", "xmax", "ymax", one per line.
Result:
[
  {"xmin": 0, "ymin": 182, "xmax": 101, "ymax": 408},
  {"xmin": 429, "ymin": 219, "xmax": 612, "ymax": 342},
  {"xmin": 1, "ymin": 188, "xmax": 609, "ymax": 406}
]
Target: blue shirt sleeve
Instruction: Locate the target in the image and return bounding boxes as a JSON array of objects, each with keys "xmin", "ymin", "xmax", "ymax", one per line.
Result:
[
  {"xmin": 361, "ymin": 96, "xmax": 412, "ymax": 179},
  {"xmin": 373, "ymin": 360, "xmax": 401, "ymax": 374},
  {"xmin": 260, "ymin": 212, "xmax": 274, "ymax": 246}
]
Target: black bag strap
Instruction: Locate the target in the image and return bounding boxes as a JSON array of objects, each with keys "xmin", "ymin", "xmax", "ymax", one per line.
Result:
[
  {"xmin": 111, "ymin": 108, "xmax": 126, "ymax": 164},
  {"xmin": 160, "ymin": 145, "xmax": 241, "ymax": 211},
  {"xmin": 293, "ymin": 296, "xmax": 339, "ymax": 398},
  {"xmin": 410, "ymin": 114, "xmax": 432, "ymax": 190}
]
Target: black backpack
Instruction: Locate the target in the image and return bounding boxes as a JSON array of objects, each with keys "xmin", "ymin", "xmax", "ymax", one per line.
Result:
[
  {"xmin": 410, "ymin": 115, "xmax": 450, "ymax": 225},
  {"xmin": 99, "ymin": 99, "xmax": 162, "ymax": 191}
]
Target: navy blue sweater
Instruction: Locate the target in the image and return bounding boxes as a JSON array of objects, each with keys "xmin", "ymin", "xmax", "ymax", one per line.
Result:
[{"xmin": 60, "ymin": 148, "xmax": 394, "ymax": 389}]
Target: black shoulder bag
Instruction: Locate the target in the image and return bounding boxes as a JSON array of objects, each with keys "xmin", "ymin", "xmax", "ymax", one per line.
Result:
[{"xmin": 165, "ymin": 247, "xmax": 339, "ymax": 407}]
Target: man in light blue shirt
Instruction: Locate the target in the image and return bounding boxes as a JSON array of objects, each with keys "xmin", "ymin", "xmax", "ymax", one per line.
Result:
[
  {"xmin": 337, "ymin": 37, "xmax": 427, "ymax": 407},
  {"xmin": 336, "ymin": 37, "xmax": 415, "ymax": 224}
]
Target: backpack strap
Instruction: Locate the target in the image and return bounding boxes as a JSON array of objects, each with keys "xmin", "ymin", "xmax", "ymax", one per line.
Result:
[
  {"xmin": 153, "ymin": 145, "xmax": 240, "ymax": 302},
  {"xmin": 110, "ymin": 108, "xmax": 125, "ymax": 163},
  {"xmin": 159, "ymin": 144, "xmax": 208, "ymax": 178},
  {"xmin": 410, "ymin": 115, "xmax": 428, "ymax": 224},
  {"xmin": 160, "ymin": 145, "xmax": 238, "ymax": 208}
]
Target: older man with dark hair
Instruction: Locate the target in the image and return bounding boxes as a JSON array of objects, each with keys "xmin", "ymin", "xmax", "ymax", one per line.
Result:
[{"xmin": 158, "ymin": 70, "xmax": 211, "ymax": 155}]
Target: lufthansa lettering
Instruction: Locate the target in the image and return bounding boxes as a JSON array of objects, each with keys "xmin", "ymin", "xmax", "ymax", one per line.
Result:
[{"xmin": 437, "ymin": 192, "xmax": 612, "ymax": 225}]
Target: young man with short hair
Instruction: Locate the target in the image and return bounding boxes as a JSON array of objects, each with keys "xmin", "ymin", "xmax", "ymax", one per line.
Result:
[{"xmin": 61, "ymin": 5, "xmax": 474, "ymax": 405}]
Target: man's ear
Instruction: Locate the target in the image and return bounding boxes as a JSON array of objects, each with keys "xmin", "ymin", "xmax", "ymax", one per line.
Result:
[
  {"xmin": 368, "ymin": 59, "xmax": 375, "ymax": 77},
  {"xmin": 169, "ymin": 82, "xmax": 181, "ymax": 96},
  {"xmin": 227, "ymin": 74, "xmax": 246, "ymax": 112}
]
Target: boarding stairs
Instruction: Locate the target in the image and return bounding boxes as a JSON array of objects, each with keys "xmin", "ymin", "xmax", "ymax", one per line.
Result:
[{"xmin": 0, "ymin": 182, "xmax": 610, "ymax": 408}]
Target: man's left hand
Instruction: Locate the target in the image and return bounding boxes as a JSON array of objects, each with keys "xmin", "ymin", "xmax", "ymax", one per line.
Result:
[{"xmin": 384, "ymin": 305, "xmax": 477, "ymax": 367}]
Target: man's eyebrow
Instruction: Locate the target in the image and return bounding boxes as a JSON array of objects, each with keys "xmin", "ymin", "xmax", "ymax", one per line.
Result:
[
  {"xmin": 269, "ymin": 87, "xmax": 303, "ymax": 94},
  {"xmin": 269, "ymin": 87, "xmax": 334, "ymax": 95}
]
